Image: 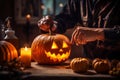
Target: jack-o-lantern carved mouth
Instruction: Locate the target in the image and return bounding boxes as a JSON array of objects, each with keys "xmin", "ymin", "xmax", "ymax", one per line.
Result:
[
  {"xmin": 45, "ymin": 51, "xmax": 70, "ymax": 62},
  {"xmin": 44, "ymin": 41, "xmax": 71, "ymax": 62}
]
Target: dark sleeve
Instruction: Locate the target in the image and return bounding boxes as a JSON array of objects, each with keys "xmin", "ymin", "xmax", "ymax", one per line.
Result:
[
  {"xmin": 54, "ymin": 0, "xmax": 78, "ymax": 33},
  {"xmin": 104, "ymin": 26, "xmax": 120, "ymax": 41}
]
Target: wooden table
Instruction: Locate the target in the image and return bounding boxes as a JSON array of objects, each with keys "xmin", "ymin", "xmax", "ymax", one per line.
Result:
[{"xmin": 21, "ymin": 62, "xmax": 119, "ymax": 80}]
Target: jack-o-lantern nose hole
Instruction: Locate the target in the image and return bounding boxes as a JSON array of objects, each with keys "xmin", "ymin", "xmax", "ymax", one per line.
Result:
[{"xmin": 59, "ymin": 49, "xmax": 63, "ymax": 52}]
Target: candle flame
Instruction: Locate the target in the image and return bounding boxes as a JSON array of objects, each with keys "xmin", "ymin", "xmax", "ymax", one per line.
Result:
[{"xmin": 25, "ymin": 46, "xmax": 28, "ymax": 51}]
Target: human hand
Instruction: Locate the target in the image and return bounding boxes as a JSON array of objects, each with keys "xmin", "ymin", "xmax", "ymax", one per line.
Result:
[
  {"xmin": 71, "ymin": 26, "xmax": 104, "ymax": 46},
  {"xmin": 38, "ymin": 15, "xmax": 57, "ymax": 32},
  {"xmin": 71, "ymin": 27, "xmax": 87, "ymax": 45}
]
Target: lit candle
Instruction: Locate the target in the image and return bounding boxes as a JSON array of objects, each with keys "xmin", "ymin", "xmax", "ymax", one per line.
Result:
[{"xmin": 20, "ymin": 47, "xmax": 31, "ymax": 68}]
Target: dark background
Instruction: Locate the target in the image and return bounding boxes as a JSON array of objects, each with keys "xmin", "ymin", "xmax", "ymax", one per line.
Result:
[
  {"xmin": 0, "ymin": 0, "xmax": 84, "ymax": 59},
  {"xmin": 0, "ymin": 0, "xmax": 40, "ymax": 47}
]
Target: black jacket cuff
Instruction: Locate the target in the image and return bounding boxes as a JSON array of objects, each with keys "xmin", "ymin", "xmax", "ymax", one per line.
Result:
[{"xmin": 104, "ymin": 26, "xmax": 120, "ymax": 41}]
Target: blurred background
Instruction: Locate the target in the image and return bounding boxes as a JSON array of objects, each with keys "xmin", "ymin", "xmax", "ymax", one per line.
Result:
[{"xmin": 0, "ymin": 0, "xmax": 84, "ymax": 59}]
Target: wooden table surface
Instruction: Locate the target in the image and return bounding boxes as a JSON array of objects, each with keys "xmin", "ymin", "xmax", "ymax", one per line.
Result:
[{"xmin": 21, "ymin": 61, "xmax": 119, "ymax": 80}]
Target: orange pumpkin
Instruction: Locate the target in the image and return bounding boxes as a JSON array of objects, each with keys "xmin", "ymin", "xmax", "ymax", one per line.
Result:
[
  {"xmin": 70, "ymin": 58, "xmax": 90, "ymax": 73},
  {"xmin": 92, "ymin": 58, "xmax": 111, "ymax": 73},
  {"xmin": 92, "ymin": 58, "xmax": 101, "ymax": 67},
  {"xmin": 0, "ymin": 41, "xmax": 18, "ymax": 64},
  {"xmin": 31, "ymin": 33, "xmax": 71, "ymax": 64}
]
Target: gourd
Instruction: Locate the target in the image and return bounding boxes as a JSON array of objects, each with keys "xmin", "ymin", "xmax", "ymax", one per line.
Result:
[
  {"xmin": 92, "ymin": 58, "xmax": 111, "ymax": 73},
  {"xmin": 70, "ymin": 58, "xmax": 90, "ymax": 73},
  {"xmin": 31, "ymin": 33, "xmax": 71, "ymax": 64},
  {"xmin": 32, "ymin": 15, "xmax": 71, "ymax": 64},
  {"xmin": 0, "ymin": 41, "xmax": 18, "ymax": 64},
  {"xmin": 109, "ymin": 62, "xmax": 120, "ymax": 77}
]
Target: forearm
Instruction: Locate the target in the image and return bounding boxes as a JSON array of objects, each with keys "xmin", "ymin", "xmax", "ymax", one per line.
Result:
[
  {"xmin": 90, "ymin": 28, "xmax": 104, "ymax": 41},
  {"xmin": 93, "ymin": 26, "xmax": 120, "ymax": 41},
  {"xmin": 77, "ymin": 27, "xmax": 105, "ymax": 41}
]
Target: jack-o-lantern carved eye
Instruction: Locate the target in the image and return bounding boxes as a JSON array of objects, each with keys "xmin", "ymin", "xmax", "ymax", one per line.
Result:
[
  {"xmin": 51, "ymin": 41, "xmax": 58, "ymax": 49},
  {"xmin": 63, "ymin": 41, "xmax": 68, "ymax": 48}
]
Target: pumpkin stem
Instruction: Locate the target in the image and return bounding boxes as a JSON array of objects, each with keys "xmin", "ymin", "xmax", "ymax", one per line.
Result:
[
  {"xmin": 49, "ymin": 23, "xmax": 54, "ymax": 35},
  {"xmin": 49, "ymin": 29, "xmax": 52, "ymax": 35},
  {"xmin": 46, "ymin": 15, "xmax": 55, "ymax": 35}
]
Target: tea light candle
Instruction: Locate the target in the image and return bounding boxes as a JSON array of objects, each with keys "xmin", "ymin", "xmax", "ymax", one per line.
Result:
[{"xmin": 20, "ymin": 47, "xmax": 31, "ymax": 68}]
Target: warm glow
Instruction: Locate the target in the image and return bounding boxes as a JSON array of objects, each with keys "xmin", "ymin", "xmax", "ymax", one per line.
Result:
[
  {"xmin": 51, "ymin": 42, "xmax": 58, "ymax": 49},
  {"xmin": 45, "ymin": 51, "xmax": 70, "ymax": 62},
  {"xmin": 25, "ymin": 46, "xmax": 28, "ymax": 50},
  {"xmin": 44, "ymin": 41, "xmax": 70, "ymax": 62},
  {"xmin": 26, "ymin": 14, "xmax": 31, "ymax": 20},
  {"xmin": 59, "ymin": 49, "xmax": 63, "ymax": 52},
  {"xmin": 20, "ymin": 47, "xmax": 31, "ymax": 68},
  {"xmin": 63, "ymin": 41, "xmax": 68, "ymax": 48}
]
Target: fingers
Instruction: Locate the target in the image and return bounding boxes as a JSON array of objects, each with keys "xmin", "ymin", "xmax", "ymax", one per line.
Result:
[
  {"xmin": 77, "ymin": 31, "xmax": 87, "ymax": 45},
  {"xmin": 74, "ymin": 28, "xmax": 81, "ymax": 46},
  {"xmin": 71, "ymin": 27, "xmax": 87, "ymax": 46},
  {"xmin": 71, "ymin": 27, "xmax": 78, "ymax": 44}
]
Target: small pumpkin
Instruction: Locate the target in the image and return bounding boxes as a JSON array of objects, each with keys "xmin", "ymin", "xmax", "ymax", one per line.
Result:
[
  {"xmin": 31, "ymin": 33, "xmax": 71, "ymax": 64},
  {"xmin": 92, "ymin": 58, "xmax": 101, "ymax": 67},
  {"xmin": 0, "ymin": 41, "xmax": 18, "ymax": 64},
  {"xmin": 70, "ymin": 57, "xmax": 90, "ymax": 73},
  {"xmin": 92, "ymin": 58, "xmax": 111, "ymax": 73}
]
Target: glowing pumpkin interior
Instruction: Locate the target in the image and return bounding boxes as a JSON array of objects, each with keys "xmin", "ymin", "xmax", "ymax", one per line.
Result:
[{"xmin": 45, "ymin": 41, "xmax": 70, "ymax": 62}]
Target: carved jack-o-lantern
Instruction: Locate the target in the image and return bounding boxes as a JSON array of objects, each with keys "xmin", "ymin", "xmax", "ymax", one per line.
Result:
[{"xmin": 31, "ymin": 33, "xmax": 71, "ymax": 64}]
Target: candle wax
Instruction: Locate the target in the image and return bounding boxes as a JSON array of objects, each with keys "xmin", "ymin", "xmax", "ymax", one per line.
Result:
[{"xmin": 20, "ymin": 47, "xmax": 31, "ymax": 68}]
